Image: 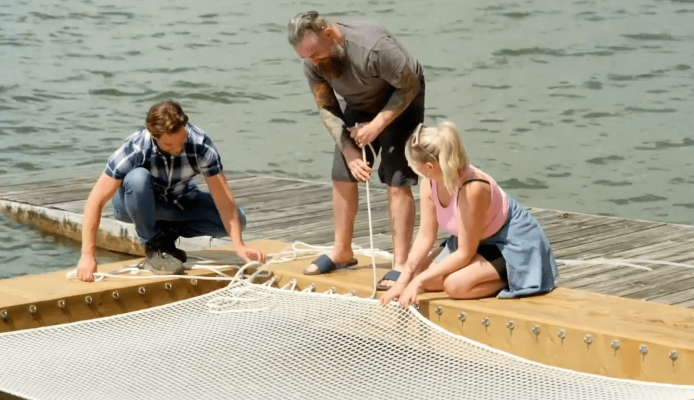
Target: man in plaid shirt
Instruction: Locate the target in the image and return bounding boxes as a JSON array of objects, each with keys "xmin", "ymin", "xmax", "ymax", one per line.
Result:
[{"xmin": 76, "ymin": 100, "xmax": 266, "ymax": 281}]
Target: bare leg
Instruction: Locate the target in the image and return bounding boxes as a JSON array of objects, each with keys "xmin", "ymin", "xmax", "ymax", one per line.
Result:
[
  {"xmin": 379, "ymin": 186, "xmax": 416, "ymax": 288},
  {"xmin": 304, "ymin": 180, "xmax": 358, "ymax": 273},
  {"xmin": 421, "ymin": 254, "xmax": 506, "ymax": 299},
  {"xmin": 442, "ymin": 254, "xmax": 507, "ymax": 299}
]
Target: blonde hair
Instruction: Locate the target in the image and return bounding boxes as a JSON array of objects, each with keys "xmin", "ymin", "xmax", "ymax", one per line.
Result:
[{"xmin": 405, "ymin": 121, "xmax": 469, "ymax": 194}]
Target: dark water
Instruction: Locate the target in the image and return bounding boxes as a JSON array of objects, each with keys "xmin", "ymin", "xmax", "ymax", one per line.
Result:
[{"xmin": 1, "ymin": 0, "xmax": 693, "ymax": 278}]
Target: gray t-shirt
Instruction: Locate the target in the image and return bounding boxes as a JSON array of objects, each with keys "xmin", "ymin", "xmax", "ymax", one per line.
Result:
[{"xmin": 303, "ymin": 21, "xmax": 423, "ymax": 115}]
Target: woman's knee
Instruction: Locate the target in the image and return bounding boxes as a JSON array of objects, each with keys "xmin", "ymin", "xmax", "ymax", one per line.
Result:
[{"xmin": 443, "ymin": 279, "xmax": 471, "ymax": 298}]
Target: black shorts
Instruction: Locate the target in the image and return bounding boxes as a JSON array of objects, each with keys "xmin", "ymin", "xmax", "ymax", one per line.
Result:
[
  {"xmin": 331, "ymin": 80, "xmax": 425, "ymax": 187},
  {"xmin": 436, "ymin": 235, "xmax": 508, "ymax": 281}
]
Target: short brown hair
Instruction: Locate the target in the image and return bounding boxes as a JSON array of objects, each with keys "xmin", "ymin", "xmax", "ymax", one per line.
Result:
[{"xmin": 145, "ymin": 100, "xmax": 189, "ymax": 138}]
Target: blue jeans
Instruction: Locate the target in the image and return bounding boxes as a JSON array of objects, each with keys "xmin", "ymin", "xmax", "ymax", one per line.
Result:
[{"xmin": 111, "ymin": 168, "xmax": 246, "ymax": 244}]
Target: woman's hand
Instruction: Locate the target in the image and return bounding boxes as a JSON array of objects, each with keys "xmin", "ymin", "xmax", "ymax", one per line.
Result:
[
  {"xmin": 379, "ymin": 282, "xmax": 406, "ymax": 306},
  {"xmin": 398, "ymin": 279, "xmax": 423, "ymax": 309}
]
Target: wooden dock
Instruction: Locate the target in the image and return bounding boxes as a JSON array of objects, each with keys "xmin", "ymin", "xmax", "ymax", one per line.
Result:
[
  {"xmin": 1, "ymin": 170, "xmax": 694, "ymax": 308},
  {"xmin": 2, "ymin": 172, "xmax": 694, "ymax": 386}
]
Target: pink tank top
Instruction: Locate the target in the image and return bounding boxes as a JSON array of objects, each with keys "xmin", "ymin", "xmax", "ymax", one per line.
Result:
[{"xmin": 432, "ymin": 165, "xmax": 509, "ymax": 240}]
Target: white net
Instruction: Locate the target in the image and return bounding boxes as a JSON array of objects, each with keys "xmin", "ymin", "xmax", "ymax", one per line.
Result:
[{"xmin": 1, "ymin": 281, "xmax": 694, "ymax": 400}]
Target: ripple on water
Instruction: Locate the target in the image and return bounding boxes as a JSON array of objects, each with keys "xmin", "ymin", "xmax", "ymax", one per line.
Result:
[
  {"xmin": 593, "ymin": 180, "xmax": 633, "ymax": 186},
  {"xmin": 586, "ymin": 155, "xmax": 625, "ymax": 165},
  {"xmin": 625, "ymin": 107, "xmax": 677, "ymax": 113},
  {"xmin": 583, "ymin": 112, "xmax": 620, "ymax": 119},
  {"xmin": 634, "ymin": 138, "xmax": 694, "ymax": 150},
  {"xmin": 607, "ymin": 194, "xmax": 668, "ymax": 205},
  {"xmin": 472, "ymin": 84, "xmax": 512, "ymax": 90},
  {"xmin": 13, "ymin": 162, "xmax": 41, "ymax": 171},
  {"xmin": 268, "ymin": 118, "xmax": 297, "ymax": 124},
  {"xmin": 88, "ymin": 88, "xmax": 156, "ymax": 97},
  {"xmin": 621, "ymin": 33, "xmax": 679, "ymax": 41},
  {"xmin": 497, "ymin": 178, "xmax": 549, "ymax": 190}
]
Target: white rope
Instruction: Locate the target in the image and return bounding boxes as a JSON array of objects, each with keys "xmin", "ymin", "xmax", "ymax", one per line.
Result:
[{"xmin": 363, "ymin": 143, "xmax": 378, "ymax": 299}]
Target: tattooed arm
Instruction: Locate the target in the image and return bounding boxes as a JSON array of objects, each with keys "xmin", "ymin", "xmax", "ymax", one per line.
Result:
[
  {"xmin": 310, "ymin": 80, "xmax": 352, "ymax": 151},
  {"xmin": 371, "ymin": 64, "xmax": 421, "ymax": 131},
  {"xmin": 310, "ymin": 80, "xmax": 372, "ymax": 181}
]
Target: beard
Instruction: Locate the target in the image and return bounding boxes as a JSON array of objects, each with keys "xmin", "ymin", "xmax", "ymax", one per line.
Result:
[{"xmin": 317, "ymin": 44, "xmax": 347, "ymax": 78}]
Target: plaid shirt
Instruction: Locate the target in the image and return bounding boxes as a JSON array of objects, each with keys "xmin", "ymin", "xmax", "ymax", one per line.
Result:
[{"xmin": 105, "ymin": 123, "xmax": 223, "ymax": 209}]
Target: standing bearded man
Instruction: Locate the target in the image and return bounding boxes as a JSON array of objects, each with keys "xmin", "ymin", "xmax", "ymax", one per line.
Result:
[{"xmin": 287, "ymin": 11, "xmax": 425, "ymax": 289}]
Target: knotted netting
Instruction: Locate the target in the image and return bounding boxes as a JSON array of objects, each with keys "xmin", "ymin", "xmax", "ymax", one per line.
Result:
[{"xmin": 1, "ymin": 280, "xmax": 694, "ymax": 400}]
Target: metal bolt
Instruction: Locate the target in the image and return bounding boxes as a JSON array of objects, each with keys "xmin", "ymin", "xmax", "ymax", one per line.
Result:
[
  {"xmin": 557, "ymin": 329, "xmax": 566, "ymax": 339},
  {"xmin": 327, "ymin": 287, "xmax": 335, "ymax": 295},
  {"xmin": 434, "ymin": 307, "xmax": 443, "ymax": 316},
  {"xmin": 584, "ymin": 334, "xmax": 593, "ymax": 345},
  {"xmin": 669, "ymin": 351, "xmax": 678, "ymax": 361},
  {"xmin": 482, "ymin": 317, "xmax": 490, "ymax": 327},
  {"xmin": 112, "ymin": 291, "xmax": 120, "ymax": 300},
  {"xmin": 640, "ymin": 345, "xmax": 648, "ymax": 355},
  {"xmin": 85, "ymin": 296, "xmax": 93, "ymax": 305},
  {"xmin": 29, "ymin": 305, "xmax": 37, "ymax": 315},
  {"xmin": 57, "ymin": 300, "xmax": 66, "ymax": 309},
  {"xmin": 1, "ymin": 310, "xmax": 8, "ymax": 321},
  {"xmin": 165, "ymin": 283, "xmax": 172, "ymax": 291},
  {"xmin": 532, "ymin": 325, "xmax": 541, "ymax": 335},
  {"xmin": 506, "ymin": 321, "xmax": 515, "ymax": 330},
  {"xmin": 611, "ymin": 340, "xmax": 620, "ymax": 350},
  {"xmin": 191, "ymin": 279, "xmax": 198, "ymax": 286},
  {"xmin": 458, "ymin": 312, "xmax": 466, "ymax": 322},
  {"xmin": 138, "ymin": 287, "xmax": 146, "ymax": 295}
]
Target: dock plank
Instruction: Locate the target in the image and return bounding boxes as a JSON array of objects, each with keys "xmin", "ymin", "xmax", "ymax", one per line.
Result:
[{"xmin": 3, "ymin": 173, "xmax": 694, "ymax": 309}]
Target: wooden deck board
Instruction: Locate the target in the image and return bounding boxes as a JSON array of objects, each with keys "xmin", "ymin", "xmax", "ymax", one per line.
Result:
[{"xmin": 2, "ymin": 173, "xmax": 694, "ymax": 308}]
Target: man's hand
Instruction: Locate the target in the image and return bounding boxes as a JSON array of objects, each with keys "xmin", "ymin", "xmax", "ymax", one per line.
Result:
[
  {"xmin": 349, "ymin": 121, "xmax": 383, "ymax": 148},
  {"xmin": 76, "ymin": 255, "xmax": 97, "ymax": 282},
  {"xmin": 342, "ymin": 146, "xmax": 373, "ymax": 182},
  {"xmin": 236, "ymin": 245, "xmax": 267, "ymax": 265}
]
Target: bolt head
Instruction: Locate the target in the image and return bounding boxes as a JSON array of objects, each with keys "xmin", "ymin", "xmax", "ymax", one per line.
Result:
[
  {"xmin": 532, "ymin": 325, "xmax": 541, "ymax": 335},
  {"xmin": 669, "ymin": 351, "xmax": 678, "ymax": 361},
  {"xmin": 0, "ymin": 310, "xmax": 8, "ymax": 321},
  {"xmin": 557, "ymin": 329, "xmax": 566, "ymax": 339},
  {"xmin": 434, "ymin": 307, "xmax": 443, "ymax": 316},
  {"xmin": 639, "ymin": 345, "xmax": 648, "ymax": 355},
  {"xmin": 458, "ymin": 312, "xmax": 466, "ymax": 322},
  {"xmin": 57, "ymin": 300, "xmax": 66, "ymax": 309}
]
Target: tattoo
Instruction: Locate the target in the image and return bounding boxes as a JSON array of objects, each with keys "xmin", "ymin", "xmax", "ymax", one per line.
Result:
[
  {"xmin": 381, "ymin": 65, "xmax": 421, "ymax": 119},
  {"xmin": 311, "ymin": 82, "xmax": 351, "ymax": 150}
]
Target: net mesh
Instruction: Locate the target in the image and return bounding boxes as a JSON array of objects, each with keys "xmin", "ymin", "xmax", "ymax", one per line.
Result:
[{"xmin": 2, "ymin": 281, "xmax": 694, "ymax": 400}]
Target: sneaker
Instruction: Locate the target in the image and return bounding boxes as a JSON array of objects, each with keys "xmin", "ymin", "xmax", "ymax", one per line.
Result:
[
  {"xmin": 142, "ymin": 241, "xmax": 184, "ymax": 275},
  {"xmin": 163, "ymin": 242, "xmax": 187, "ymax": 263}
]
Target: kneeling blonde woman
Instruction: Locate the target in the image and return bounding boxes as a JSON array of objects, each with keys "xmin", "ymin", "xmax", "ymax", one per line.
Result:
[{"xmin": 380, "ymin": 122, "xmax": 558, "ymax": 308}]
